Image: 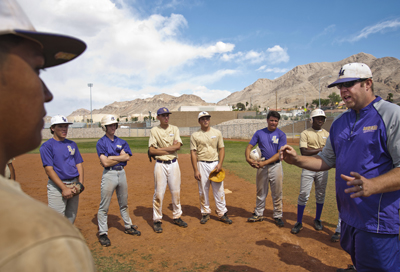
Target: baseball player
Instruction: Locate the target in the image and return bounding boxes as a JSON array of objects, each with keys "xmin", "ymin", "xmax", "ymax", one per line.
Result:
[
  {"xmin": 40, "ymin": 115, "xmax": 84, "ymax": 224},
  {"xmin": 291, "ymin": 109, "xmax": 329, "ymax": 234},
  {"xmin": 96, "ymin": 115, "xmax": 140, "ymax": 247},
  {"xmin": 0, "ymin": 0, "xmax": 95, "ymax": 270},
  {"xmin": 245, "ymin": 111, "xmax": 287, "ymax": 227},
  {"xmin": 190, "ymin": 111, "xmax": 232, "ymax": 224},
  {"xmin": 148, "ymin": 107, "xmax": 187, "ymax": 233},
  {"xmin": 281, "ymin": 63, "xmax": 400, "ymax": 272}
]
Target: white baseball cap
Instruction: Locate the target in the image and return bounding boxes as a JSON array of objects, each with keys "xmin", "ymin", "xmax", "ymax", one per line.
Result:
[
  {"xmin": 328, "ymin": 63, "xmax": 372, "ymax": 88},
  {"xmin": 50, "ymin": 115, "xmax": 73, "ymax": 126},
  {"xmin": 310, "ymin": 109, "xmax": 326, "ymax": 119},
  {"xmin": 0, "ymin": 0, "xmax": 86, "ymax": 68},
  {"xmin": 198, "ymin": 111, "xmax": 211, "ymax": 119}
]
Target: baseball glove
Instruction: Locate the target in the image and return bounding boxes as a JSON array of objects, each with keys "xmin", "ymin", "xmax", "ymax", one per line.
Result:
[
  {"xmin": 209, "ymin": 169, "xmax": 225, "ymax": 183},
  {"xmin": 65, "ymin": 181, "xmax": 85, "ymax": 197}
]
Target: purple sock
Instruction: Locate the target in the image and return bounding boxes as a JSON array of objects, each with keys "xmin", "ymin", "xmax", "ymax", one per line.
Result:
[
  {"xmin": 297, "ymin": 205, "xmax": 305, "ymax": 223},
  {"xmin": 315, "ymin": 203, "xmax": 324, "ymax": 220}
]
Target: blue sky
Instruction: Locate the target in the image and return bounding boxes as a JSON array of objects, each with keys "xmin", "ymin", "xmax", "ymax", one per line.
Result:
[{"xmin": 18, "ymin": 0, "xmax": 400, "ymax": 117}]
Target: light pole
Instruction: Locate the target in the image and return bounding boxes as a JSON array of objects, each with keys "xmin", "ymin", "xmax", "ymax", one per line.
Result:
[
  {"xmin": 149, "ymin": 111, "xmax": 151, "ymax": 127},
  {"xmin": 318, "ymin": 75, "xmax": 332, "ymax": 109},
  {"xmin": 88, "ymin": 83, "xmax": 93, "ymax": 127}
]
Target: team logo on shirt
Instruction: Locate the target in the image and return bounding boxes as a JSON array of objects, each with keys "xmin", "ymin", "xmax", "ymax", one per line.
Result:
[
  {"xmin": 67, "ymin": 145, "xmax": 75, "ymax": 155},
  {"xmin": 116, "ymin": 145, "xmax": 122, "ymax": 149},
  {"xmin": 272, "ymin": 136, "xmax": 279, "ymax": 144},
  {"xmin": 363, "ymin": 125, "xmax": 377, "ymax": 133}
]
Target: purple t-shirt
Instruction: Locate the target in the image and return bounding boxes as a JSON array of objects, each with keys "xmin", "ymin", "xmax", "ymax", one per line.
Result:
[
  {"xmin": 249, "ymin": 127, "xmax": 287, "ymax": 160},
  {"xmin": 40, "ymin": 138, "xmax": 83, "ymax": 180},
  {"xmin": 96, "ymin": 135, "xmax": 132, "ymax": 167}
]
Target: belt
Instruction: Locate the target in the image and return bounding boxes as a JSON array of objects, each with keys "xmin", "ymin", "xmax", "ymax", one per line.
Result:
[
  {"xmin": 156, "ymin": 158, "xmax": 177, "ymax": 164},
  {"xmin": 267, "ymin": 160, "xmax": 280, "ymax": 166},
  {"xmin": 105, "ymin": 165, "xmax": 124, "ymax": 171},
  {"xmin": 63, "ymin": 177, "xmax": 78, "ymax": 182},
  {"xmin": 200, "ymin": 161, "xmax": 217, "ymax": 163}
]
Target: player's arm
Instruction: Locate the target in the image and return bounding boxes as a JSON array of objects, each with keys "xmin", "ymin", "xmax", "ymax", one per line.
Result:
[
  {"xmin": 76, "ymin": 163, "xmax": 84, "ymax": 185},
  {"xmin": 300, "ymin": 147, "xmax": 323, "ymax": 156},
  {"xmin": 215, "ymin": 147, "xmax": 225, "ymax": 172},
  {"xmin": 7, "ymin": 162, "xmax": 15, "ymax": 180},
  {"xmin": 44, "ymin": 166, "xmax": 75, "ymax": 199},
  {"xmin": 342, "ymin": 167, "xmax": 400, "ymax": 198},
  {"xmin": 258, "ymin": 152, "xmax": 280, "ymax": 168},
  {"xmin": 280, "ymin": 144, "xmax": 331, "ymax": 171},
  {"xmin": 108, "ymin": 149, "xmax": 130, "ymax": 162},
  {"xmin": 148, "ymin": 142, "xmax": 180, "ymax": 156},
  {"xmin": 99, "ymin": 154, "xmax": 120, "ymax": 167},
  {"xmin": 245, "ymin": 144, "xmax": 259, "ymax": 169},
  {"xmin": 190, "ymin": 150, "xmax": 201, "ymax": 181}
]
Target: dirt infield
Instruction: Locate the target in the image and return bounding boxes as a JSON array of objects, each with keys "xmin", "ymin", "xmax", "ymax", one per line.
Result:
[{"xmin": 14, "ymin": 153, "xmax": 350, "ymax": 272}]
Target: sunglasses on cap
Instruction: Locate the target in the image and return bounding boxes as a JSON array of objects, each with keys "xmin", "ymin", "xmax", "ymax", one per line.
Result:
[{"xmin": 336, "ymin": 79, "xmax": 368, "ymax": 89}]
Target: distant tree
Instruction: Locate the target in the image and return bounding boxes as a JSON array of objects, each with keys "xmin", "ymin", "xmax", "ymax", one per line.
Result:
[
  {"xmin": 236, "ymin": 102, "xmax": 245, "ymax": 111},
  {"xmin": 144, "ymin": 116, "xmax": 148, "ymax": 121},
  {"xmin": 264, "ymin": 107, "xmax": 267, "ymax": 111},
  {"xmin": 328, "ymin": 92, "xmax": 341, "ymax": 107},
  {"xmin": 125, "ymin": 118, "xmax": 128, "ymax": 122},
  {"xmin": 246, "ymin": 101, "xmax": 249, "ymax": 107},
  {"xmin": 312, "ymin": 99, "xmax": 319, "ymax": 107},
  {"xmin": 117, "ymin": 118, "xmax": 120, "ymax": 122},
  {"xmin": 86, "ymin": 119, "xmax": 89, "ymax": 123},
  {"xmin": 386, "ymin": 93, "xmax": 394, "ymax": 103},
  {"xmin": 321, "ymin": 99, "xmax": 330, "ymax": 107}
]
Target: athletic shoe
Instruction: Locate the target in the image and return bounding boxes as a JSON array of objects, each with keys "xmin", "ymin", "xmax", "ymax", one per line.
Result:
[
  {"xmin": 247, "ymin": 213, "xmax": 264, "ymax": 222},
  {"xmin": 200, "ymin": 214, "xmax": 210, "ymax": 224},
  {"xmin": 173, "ymin": 218, "xmax": 188, "ymax": 228},
  {"xmin": 291, "ymin": 222, "xmax": 303, "ymax": 234},
  {"xmin": 153, "ymin": 221, "xmax": 163, "ymax": 233},
  {"xmin": 125, "ymin": 226, "xmax": 141, "ymax": 236},
  {"xmin": 337, "ymin": 265, "xmax": 356, "ymax": 271},
  {"xmin": 331, "ymin": 232, "xmax": 341, "ymax": 242},
  {"xmin": 99, "ymin": 234, "xmax": 111, "ymax": 247},
  {"xmin": 219, "ymin": 213, "xmax": 233, "ymax": 224},
  {"xmin": 314, "ymin": 219, "xmax": 323, "ymax": 231},
  {"xmin": 274, "ymin": 218, "xmax": 284, "ymax": 227}
]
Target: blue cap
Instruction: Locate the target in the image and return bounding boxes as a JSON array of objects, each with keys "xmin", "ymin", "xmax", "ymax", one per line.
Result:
[{"xmin": 157, "ymin": 107, "xmax": 171, "ymax": 115}]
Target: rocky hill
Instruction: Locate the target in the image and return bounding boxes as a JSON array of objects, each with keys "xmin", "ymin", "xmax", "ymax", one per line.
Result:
[{"xmin": 217, "ymin": 53, "xmax": 400, "ymax": 110}]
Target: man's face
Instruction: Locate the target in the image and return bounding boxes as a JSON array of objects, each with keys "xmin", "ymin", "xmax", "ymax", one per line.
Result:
[
  {"xmin": 267, "ymin": 116, "xmax": 279, "ymax": 131},
  {"xmin": 157, "ymin": 113, "xmax": 170, "ymax": 125},
  {"xmin": 338, "ymin": 79, "xmax": 372, "ymax": 112},
  {"xmin": 52, "ymin": 124, "xmax": 69, "ymax": 140},
  {"xmin": 312, "ymin": 116, "xmax": 325, "ymax": 130},
  {"xmin": 0, "ymin": 39, "xmax": 53, "ymax": 158},
  {"xmin": 198, "ymin": 116, "xmax": 210, "ymax": 129},
  {"xmin": 106, "ymin": 123, "xmax": 117, "ymax": 135}
]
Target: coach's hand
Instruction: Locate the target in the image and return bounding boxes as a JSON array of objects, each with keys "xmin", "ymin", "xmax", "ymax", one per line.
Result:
[
  {"xmin": 342, "ymin": 172, "xmax": 372, "ymax": 198},
  {"xmin": 279, "ymin": 145, "xmax": 297, "ymax": 165}
]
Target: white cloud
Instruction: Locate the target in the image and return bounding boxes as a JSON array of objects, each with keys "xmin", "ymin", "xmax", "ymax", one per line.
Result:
[
  {"xmin": 256, "ymin": 66, "xmax": 288, "ymax": 73},
  {"xmin": 266, "ymin": 45, "xmax": 289, "ymax": 64},
  {"xmin": 343, "ymin": 19, "xmax": 400, "ymax": 43},
  {"xmin": 221, "ymin": 45, "xmax": 289, "ymax": 65}
]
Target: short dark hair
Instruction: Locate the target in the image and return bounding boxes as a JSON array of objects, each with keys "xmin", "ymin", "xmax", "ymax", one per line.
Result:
[
  {"xmin": 0, "ymin": 35, "xmax": 24, "ymax": 67},
  {"xmin": 267, "ymin": 111, "xmax": 280, "ymax": 120}
]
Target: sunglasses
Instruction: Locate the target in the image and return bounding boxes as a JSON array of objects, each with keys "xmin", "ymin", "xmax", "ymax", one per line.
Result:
[{"xmin": 336, "ymin": 79, "xmax": 367, "ymax": 89}]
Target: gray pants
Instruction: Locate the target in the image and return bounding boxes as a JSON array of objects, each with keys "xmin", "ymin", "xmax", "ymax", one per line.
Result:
[
  {"xmin": 254, "ymin": 162, "xmax": 283, "ymax": 219},
  {"xmin": 47, "ymin": 178, "xmax": 79, "ymax": 224},
  {"xmin": 98, "ymin": 169, "xmax": 133, "ymax": 235},
  {"xmin": 298, "ymin": 169, "xmax": 329, "ymax": 206}
]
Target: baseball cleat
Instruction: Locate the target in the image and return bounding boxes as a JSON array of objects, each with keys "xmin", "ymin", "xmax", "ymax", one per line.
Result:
[
  {"xmin": 219, "ymin": 212, "xmax": 233, "ymax": 224},
  {"xmin": 274, "ymin": 218, "xmax": 284, "ymax": 228},
  {"xmin": 336, "ymin": 265, "xmax": 356, "ymax": 271},
  {"xmin": 99, "ymin": 234, "xmax": 111, "ymax": 247},
  {"xmin": 173, "ymin": 218, "xmax": 188, "ymax": 228},
  {"xmin": 291, "ymin": 222, "xmax": 303, "ymax": 234},
  {"xmin": 200, "ymin": 214, "xmax": 210, "ymax": 224},
  {"xmin": 314, "ymin": 219, "xmax": 323, "ymax": 231},
  {"xmin": 331, "ymin": 231, "xmax": 341, "ymax": 242},
  {"xmin": 125, "ymin": 226, "xmax": 141, "ymax": 236},
  {"xmin": 247, "ymin": 213, "xmax": 264, "ymax": 222},
  {"xmin": 153, "ymin": 221, "xmax": 163, "ymax": 233}
]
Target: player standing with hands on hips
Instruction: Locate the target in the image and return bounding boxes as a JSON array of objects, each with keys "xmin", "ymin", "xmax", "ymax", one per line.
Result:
[
  {"xmin": 96, "ymin": 115, "xmax": 140, "ymax": 247},
  {"xmin": 148, "ymin": 107, "xmax": 188, "ymax": 233},
  {"xmin": 40, "ymin": 115, "xmax": 84, "ymax": 224},
  {"xmin": 291, "ymin": 109, "xmax": 329, "ymax": 234},
  {"xmin": 245, "ymin": 111, "xmax": 287, "ymax": 227},
  {"xmin": 0, "ymin": 0, "xmax": 95, "ymax": 269},
  {"xmin": 190, "ymin": 111, "xmax": 232, "ymax": 224},
  {"xmin": 280, "ymin": 63, "xmax": 400, "ymax": 272}
]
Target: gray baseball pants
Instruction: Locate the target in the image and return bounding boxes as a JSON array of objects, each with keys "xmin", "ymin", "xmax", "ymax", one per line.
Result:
[
  {"xmin": 298, "ymin": 169, "xmax": 329, "ymax": 206},
  {"xmin": 47, "ymin": 178, "xmax": 79, "ymax": 224}
]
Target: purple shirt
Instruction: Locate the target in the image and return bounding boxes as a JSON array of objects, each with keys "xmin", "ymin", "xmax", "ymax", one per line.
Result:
[
  {"xmin": 96, "ymin": 135, "xmax": 132, "ymax": 167},
  {"xmin": 40, "ymin": 138, "xmax": 83, "ymax": 180},
  {"xmin": 249, "ymin": 127, "xmax": 287, "ymax": 160}
]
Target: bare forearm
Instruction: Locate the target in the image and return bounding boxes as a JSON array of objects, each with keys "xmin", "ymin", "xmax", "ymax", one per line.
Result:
[
  {"xmin": 76, "ymin": 163, "xmax": 84, "ymax": 184},
  {"xmin": 369, "ymin": 168, "xmax": 400, "ymax": 194},
  {"xmin": 292, "ymin": 155, "xmax": 330, "ymax": 171},
  {"xmin": 300, "ymin": 147, "xmax": 323, "ymax": 156}
]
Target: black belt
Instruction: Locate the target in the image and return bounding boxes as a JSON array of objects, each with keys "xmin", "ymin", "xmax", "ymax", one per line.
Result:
[
  {"xmin": 200, "ymin": 161, "xmax": 217, "ymax": 163},
  {"xmin": 156, "ymin": 158, "xmax": 177, "ymax": 164},
  {"xmin": 105, "ymin": 165, "xmax": 124, "ymax": 171},
  {"xmin": 63, "ymin": 177, "xmax": 78, "ymax": 182},
  {"xmin": 267, "ymin": 160, "xmax": 280, "ymax": 166}
]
